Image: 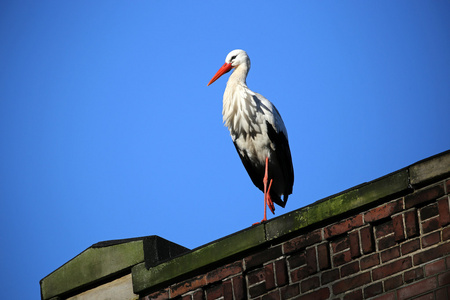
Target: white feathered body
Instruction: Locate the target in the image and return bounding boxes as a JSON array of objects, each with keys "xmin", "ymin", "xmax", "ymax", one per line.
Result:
[{"xmin": 222, "ymin": 61, "xmax": 293, "ymax": 207}]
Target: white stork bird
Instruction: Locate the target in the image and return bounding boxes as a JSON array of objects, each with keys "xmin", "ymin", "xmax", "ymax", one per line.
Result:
[{"xmin": 207, "ymin": 49, "xmax": 294, "ymax": 223}]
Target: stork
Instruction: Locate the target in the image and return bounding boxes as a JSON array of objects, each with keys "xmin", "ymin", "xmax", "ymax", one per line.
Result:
[{"xmin": 207, "ymin": 49, "xmax": 294, "ymax": 223}]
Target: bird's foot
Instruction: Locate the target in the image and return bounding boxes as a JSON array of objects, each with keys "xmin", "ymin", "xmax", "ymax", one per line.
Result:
[{"xmin": 252, "ymin": 218, "xmax": 268, "ymax": 226}]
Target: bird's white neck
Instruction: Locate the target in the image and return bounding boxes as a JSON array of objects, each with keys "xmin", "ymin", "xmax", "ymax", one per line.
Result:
[
  {"xmin": 228, "ymin": 63, "xmax": 249, "ymax": 86},
  {"xmin": 222, "ymin": 64, "xmax": 258, "ymax": 138}
]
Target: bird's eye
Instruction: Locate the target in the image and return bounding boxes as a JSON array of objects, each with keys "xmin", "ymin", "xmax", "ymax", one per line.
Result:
[{"xmin": 231, "ymin": 55, "xmax": 237, "ymax": 61}]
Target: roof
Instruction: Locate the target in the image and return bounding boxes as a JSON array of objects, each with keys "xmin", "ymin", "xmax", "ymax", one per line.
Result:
[{"xmin": 40, "ymin": 149, "xmax": 450, "ymax": 299}]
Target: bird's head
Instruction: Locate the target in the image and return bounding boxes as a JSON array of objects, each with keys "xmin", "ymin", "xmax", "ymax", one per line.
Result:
[{"xmin": 207, "ymin": 49, "xmax": 250, "ymax": 86}]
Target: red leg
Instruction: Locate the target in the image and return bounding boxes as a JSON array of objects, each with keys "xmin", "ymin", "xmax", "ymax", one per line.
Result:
[
  {"xmin": 254, "ymin": 157, "xmax": 275, "ymax": 225},
  {"xmin": 264, "ymin": 157, "xmax": 275, "ymax": 214},
  {"xmin": 267, "ymin": 179, "xmax": 275, "ymax": 213}
]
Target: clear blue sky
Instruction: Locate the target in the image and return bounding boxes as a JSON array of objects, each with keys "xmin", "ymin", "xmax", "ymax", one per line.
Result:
[{"xmin": 1, "ymin": 1, "xmax": 449, "ymax": 298}]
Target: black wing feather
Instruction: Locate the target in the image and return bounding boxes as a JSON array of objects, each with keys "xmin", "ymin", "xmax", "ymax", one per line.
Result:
[
  {"xmin": 232, "ymin": 142, "xmax": 265, "ymax": 193},
  {"xmin": 232, "ymin": 121, "xmax": 294, "ymax": 209},
  {"xmin": 265, "ymin": 120, "xmax": 294, "ymax": 207}
]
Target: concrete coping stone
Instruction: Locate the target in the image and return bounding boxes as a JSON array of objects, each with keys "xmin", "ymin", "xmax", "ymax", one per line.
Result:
[{"xmin": 40, "ymin": 236, "xmax": 189, "ymax": 300}]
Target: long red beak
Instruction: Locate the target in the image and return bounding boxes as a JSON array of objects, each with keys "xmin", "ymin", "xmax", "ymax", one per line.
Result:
[{"xmin": 207, "ymin": 63, "xmax": 233, "ymax": 86}]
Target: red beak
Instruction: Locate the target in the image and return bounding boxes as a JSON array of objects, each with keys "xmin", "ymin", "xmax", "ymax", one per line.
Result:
[{"xmin": 207, "ymin": 62, "xmax": 233, "ymax": 86}]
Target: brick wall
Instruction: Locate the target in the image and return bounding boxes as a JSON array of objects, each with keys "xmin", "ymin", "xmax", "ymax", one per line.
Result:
[{"xmin": 141, "ymin": 178, "xmax": 450, "ymax": 300}]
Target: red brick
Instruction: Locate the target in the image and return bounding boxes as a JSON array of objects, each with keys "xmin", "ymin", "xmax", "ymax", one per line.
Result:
[
  {"xmin": 262, "ymin": 290, "xmax": 280, "ymax": 300},
  {"xmin": 438, "ymin": 270, "xmax": 450, "ymax": 286},
  {"xmin": 206, "ymin": 283, "xmax": 222, "ymax": 300},
  {"xmin": 321, "ymin": 269, "xmax": 340, "ymax": 284},
  {"xmin": 283, "ymin": 229, "xmax": 322, "ymax": 254},
  {"xmin": 171, "ymin": 275, "xmax": 207, "ymax": 298},
  {"xmin": 232, "ymin": 275, "xmax": 245, "ymax": 300},
  {"xmin": 306, "ymin": 246, "xmax": 317, "ymax": 274},
  {"xmin": 375, "ymin": 220, "xmax": 394, "ymax": 238},
  {"xmin": 317, "ymin": 242, "xmax": 330, "ymax": 270},
  {"xmin": 182, "ymin": 294, "xmax": 191, "ymax": 300},
  {"xmin": 397, "ymin": 277, "xmax": 437, "ymax": 300},
  {"xmin": 438, "ymin": 196, "xmax": 450, "ymax": 226},
  {"xmin": 343, "ymin": 289, "xmax": 363, "ymax": 300},
  {"xmin": 422, "ymin": 231, "xmax": 441, "ymax": 248},
  {"xmin": 371, "ymin": 291, "xmax": 396, "ymax": 300},
  {"xmin": 324, "ymin": 214, "xmax": 363, "ymax": 239},
  {"xmin": 360, "ymin": 253, "xmax": 380, "ymax": 270},
  {"xmin": 300, "ymin": 276, "xmax": 320, "ymax": 293},
  {"xmin": 436, "ymin": 286, "xmax": 450, "ymax": 300},
  {"xmin": 401, "ymin": 238, "xmax": 420, "ymax": 255},
  {"xmin": 290, "ymin": 265, "xmax": 312, "ymax": 283},
  {"xmin": 422, "ymin": 216, "xmax": 440, "ymax": 234},
  {"xmin": 247, "ymin": 268, "xmax": 264, "ymax": 285},
  {"xmin": 420, "ymin": 203, "xmax": 439, "ymax": 220},
  {"xmin": 274, "ymin": 259, "xmax": 288, "ymax": 287},
  {"xmin": 412, "ymin": 293, "xmax": 434, "ymax": 300},
  {"xmin": 372, "ymin": 257, "xmax": 412, "ymax": 280},
  {"xmin": 248, "ymin": 281, "xmax": 266, "ymax": 298},
  {"xmin": 288, "ymin": 251, "xmax": 306, "ymax": 269},
  {"xmin": 145, "ymin": 288, "xmax": 169, "ymax": 300},
  {"xmin": 296, "ymin": 287, "xmax": 330, "ymax": 300},
  {"xmin": 245, "ymin": 245, "xmax": 282, "ymax": 269},
  {"xmin": 381, "ymin": 246, "xmax": 400, "ymax": 263},
  {"xmin": 405, "ymin": 209, "xmax": 419, "ymax": 238},
  {"xmin": 360, "ymin": 226, "xmax": 374, "ymax": 254},
  {"xmin": 349, "ymin": 230, "xmax": 360, "ymax": 258},
  {"xmin": 405, "ymin": 184, "xmax": 445, "ymax": 209},
  {"xmin": 280, "ymin": 284, "xmax": 300, "ymax": 299},
  {"xmin": 378, "ymin": 234, "xmax": 396, "ymax": 250},
  {"xmin": 264, "ymin": 263, "xmax": 275, "ymax": 290},
  {"xmin": 392, "ymin": 214, "xmax": 406, "ymax": 242},
  {"xmin": 384, "ymin": 274, "xmax": 403, "ymax": 291},
  {"xmin": 333, "ymin": 249, "xmax": 352, "ymax": 267},
  {"xmin": 404, "ymin": 267, "xmax": 424, "ymax": 283},
  {"xmin": 424, "ymin": 258, "xmax": 446, "ymax": 276},
  {"xmin": 413, "ymin": 241, "xmax": 450, "ymax": 265},
  {"xmin": 443, "ymin": 226, "xmax": 450, "ymax": 241},
  {"xmin": 207, "ymin": 261, "xmax": 243, "ymax": 284},
  {"xmin": 192, "ymin": 290, "xmax": 203, "ymax": 300},
  {"xmin": 364, "ymin": 282, "xmax": 383, "ymax": 298},
  {"xmin": 332, "ymin": 271, "xmax": 371, "ymax": 295},
  {"xmin": 341, "ymin": 261, "xmax": 359, "ymax": 277},
  {"xmin": 364, "ymin": 199, "xmax": 403, "ymax": 222},
  {"xmin": 331, "ymin": 236, "xmax": 349, "ymax": 253},
  {"xmin": 222, "ymin": 280, "xmax": 233, "ymax": 300}
]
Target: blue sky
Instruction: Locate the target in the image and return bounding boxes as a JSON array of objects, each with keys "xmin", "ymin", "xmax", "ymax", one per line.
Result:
[{"xmin": 1, "ymin": 1, "xmax": 450, "ymax": 298}]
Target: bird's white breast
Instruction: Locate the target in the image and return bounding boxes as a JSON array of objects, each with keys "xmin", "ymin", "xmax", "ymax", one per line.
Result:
[{"xmin": 222, "ymin": 82, "xmax": 277, "ymax": 165}]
